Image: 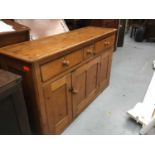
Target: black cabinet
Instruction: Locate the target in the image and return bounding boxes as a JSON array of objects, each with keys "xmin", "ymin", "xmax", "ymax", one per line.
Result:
[{"xmin": 0, "ymin": 70, "xmax": 31, "ymax": 134}]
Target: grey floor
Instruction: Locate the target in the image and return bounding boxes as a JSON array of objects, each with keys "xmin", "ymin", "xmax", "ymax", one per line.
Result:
[{"xmin": 62, "ymin": 33, "xmax": 155, "ymax": 135}]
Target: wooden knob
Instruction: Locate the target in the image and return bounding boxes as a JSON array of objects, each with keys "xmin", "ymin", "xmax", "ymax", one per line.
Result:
[
  {"xmin": 104, "ymin": 41, "xmax": 108, "ymax": 46},
  {"xmin": 86, "ymin": 49, "xmax": 93, "ymax": 55},
  {"xmin": 72, "ymin": 88, "xmax": 78, "ymax": 94},
  {"xmin": 104, "ymin": 41, "xmax": 110, "ymax": 46},
  {"xmin": 62, "ymin": 60, "xmax": 70, "ymax": 66},
  {"xmin": 107, "ymin": 41, "xmax": 110, "ymax": 45}
]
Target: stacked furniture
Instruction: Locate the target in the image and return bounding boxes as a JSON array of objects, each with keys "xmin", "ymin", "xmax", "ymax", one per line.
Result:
[
  {"xmin": 0, "ymin": 19, "xmax": 30, "ymax": 48},
  {"xmin": 0, "ymin": 27, "xmax": 116, "ymax": 134}
]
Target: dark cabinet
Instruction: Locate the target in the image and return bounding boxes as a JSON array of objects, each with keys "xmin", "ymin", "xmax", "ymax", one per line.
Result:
[
  {"xmin": 145, "ymin": 20, "xmax": 155, "ymax": 41},
  {"xmin": 0, "ymin": 70, "xmax": 31, "ymax": 134}
]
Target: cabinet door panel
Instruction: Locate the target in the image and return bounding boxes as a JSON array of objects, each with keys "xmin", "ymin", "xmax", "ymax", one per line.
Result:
[
  {"xmin": 72, "ymin": 65, "xmax": 87, "ymax": 117},
  {"xmin": 99, "ymin": 49, "xmax": 112, "ymax": 89},
  {"xmin": 86, "ymin": 59, "xmax": 99, "ymax": 96},
  {"xmin": 76, "ymin": 72, "xmax": 86, "ymax": 106},
  {"xmin": 72, "ymin": 57, "xmax": 100, "ymax": 117},
  {"xmin": 43, "ymin": 74, "xmax": 72, "ymax": 134}
]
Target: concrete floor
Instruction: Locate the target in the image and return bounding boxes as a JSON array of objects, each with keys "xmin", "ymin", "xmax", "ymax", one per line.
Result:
[{"xmin": 62, "ymin": 34, "xmax": 155, "ymax": 135}]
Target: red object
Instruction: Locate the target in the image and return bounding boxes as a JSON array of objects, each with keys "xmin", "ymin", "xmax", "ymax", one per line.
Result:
[{"xmin": 23, "ymin": 66, "xmax": 30, "ymax": 72}]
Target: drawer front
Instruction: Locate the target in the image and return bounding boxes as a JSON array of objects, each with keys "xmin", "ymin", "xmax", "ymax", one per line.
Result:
[
  {"xmin": 84, "ymin": 44, "xmax": 94, "ymax": 59},
  {"xmin": 95, "ymin": 35, "xmax": 115, "ymax": 54},
  {"xmin": 41, "ymin": 49, "xmax": 83, "ymax": 82}
]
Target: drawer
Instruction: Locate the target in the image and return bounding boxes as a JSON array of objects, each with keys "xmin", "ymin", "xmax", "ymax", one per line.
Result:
[
  {"xmin": 84, "ymin": 44, "xmax": 95, "ymax": 59},
  {"xmin": 95, "ymin": 35, "xmax": 115, "ymax": 54},
  {"xmin": 40, "ymin": 49, "xmax": 83, "ymax": 82}
]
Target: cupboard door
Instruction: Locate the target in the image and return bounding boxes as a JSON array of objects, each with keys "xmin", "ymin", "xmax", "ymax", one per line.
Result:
[
  {"xmin": 99, "ymin": 49, "xmax": 113, "ymax": 89},
  {"xmin": 43, "ymin": 74, "xmax": 72, "ymax": 134},
  {"xmin": 72, "ymin": 57, "xmax": 100, "ymax": 117}
]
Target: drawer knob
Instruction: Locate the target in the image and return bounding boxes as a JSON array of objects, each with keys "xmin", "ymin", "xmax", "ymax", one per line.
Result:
[
  {"xmin": 104, "ymin": 41, "xmax": 110, "ymax": 46},
  {"xmin": 86, "ymin": 49, "xmax": 93, "ymax": 55},
  {"xmin": 104, "ymin": 41, "xmax": 107, "ymax": 46},
  {"xmin": 62, "ymin": 60, "xmax": 70, "ymax": 66}
]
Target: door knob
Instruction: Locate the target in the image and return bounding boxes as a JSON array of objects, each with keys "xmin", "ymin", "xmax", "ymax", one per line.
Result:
[
  {"xmin": 72, "ymin": 88, "xmax": 78, "ymax": 94},
  {"xmin": 69, "ymin": 88, "xmax": 78, "ymax": 94}
]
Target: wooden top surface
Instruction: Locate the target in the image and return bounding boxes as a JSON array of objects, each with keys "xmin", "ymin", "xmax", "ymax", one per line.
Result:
[
  {"xmin": 0, "ymin": 27, "xmax": 116, "ymax": 63},
  {"xmin": 0, "ymin": 69, "xmax": 21, "ymax": 89}
]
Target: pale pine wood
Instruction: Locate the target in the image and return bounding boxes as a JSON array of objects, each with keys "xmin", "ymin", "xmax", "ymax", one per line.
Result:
[
  {"xmin": 99, "ymin": 49, "xmax": 113, "ymax": 89},
  {"xmin": 0, "ymin": 27, "xmax": 116, "ymax": 134},
  {"xmin": 40, "ymin": 49, "xmax": 83, "ymax": 81},
  {"xmin": 43, "ymin": 74, "xmax": 72, "ymax": 134},
  {"xmin": 84, "ymin": 44, "xmax": 94, "ymax": 59},
  {"xmin": 95, "ymin": 35, "xmax": 115, "ymax": 54},
  {"xmin": 72, "ymin": 57, "xmax": 100, "ymax": 117},
  {"xmin": 0, "ymin": 27, "xmax": 116, "ymax": 62}
]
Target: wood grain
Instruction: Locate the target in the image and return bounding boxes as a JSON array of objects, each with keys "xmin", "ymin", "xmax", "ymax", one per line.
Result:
[
  {"xmin": 0, "ymin": 27, "xmax": 116, "ymax": 62},
  {"xmin": 0, "ymin": 27, "xmax": 116, "ymax": 134},
  {"xmin": 40, "ymin": 49, "xmax": 83, "ymax": 81},
  {"xmin": 43, "ymin": 74, "xmax": 72, "ymax": 134}
]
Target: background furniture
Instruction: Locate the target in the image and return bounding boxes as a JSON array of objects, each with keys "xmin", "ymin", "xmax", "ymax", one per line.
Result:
[
  {"xmin": 117, "ymin": 20, "xmax": 126, "ymax": 47},
  {"xmin": 129, "ymin": 20, "xmax": 145, "ymax": 38},
  {"xmin": 15, "ymin": 19, "xmax": 69, "ymax": 40},
  {"xmin": 0, "ymin": 27, "xmax": 116, "ymax": 134},
  {"xmin": 129, "ymin": 19, "xmax": 155, "ymax": 41},
  {"xmin": 0, "ymin": 69, "xmax": 31, "ymax": 134},
  {"xmin": 144, "ymin": 19, "xmax": 155, "ymax": 41},
  {"xmin": 0, "ymin": 19, "xmax": 30, "ymax": 48},
  {"xmin": 65, "ymin": 19, "xmax": 119, "ymax": 30},
  {"xmin": 130, "ymin": 24, "xmax": 141, "ymax": 38}
]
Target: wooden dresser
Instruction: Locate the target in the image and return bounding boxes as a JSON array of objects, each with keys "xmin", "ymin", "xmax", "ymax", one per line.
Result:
[{"xmin": 0, "ymin": 27, "xmax": 116, "ymax": 134}]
